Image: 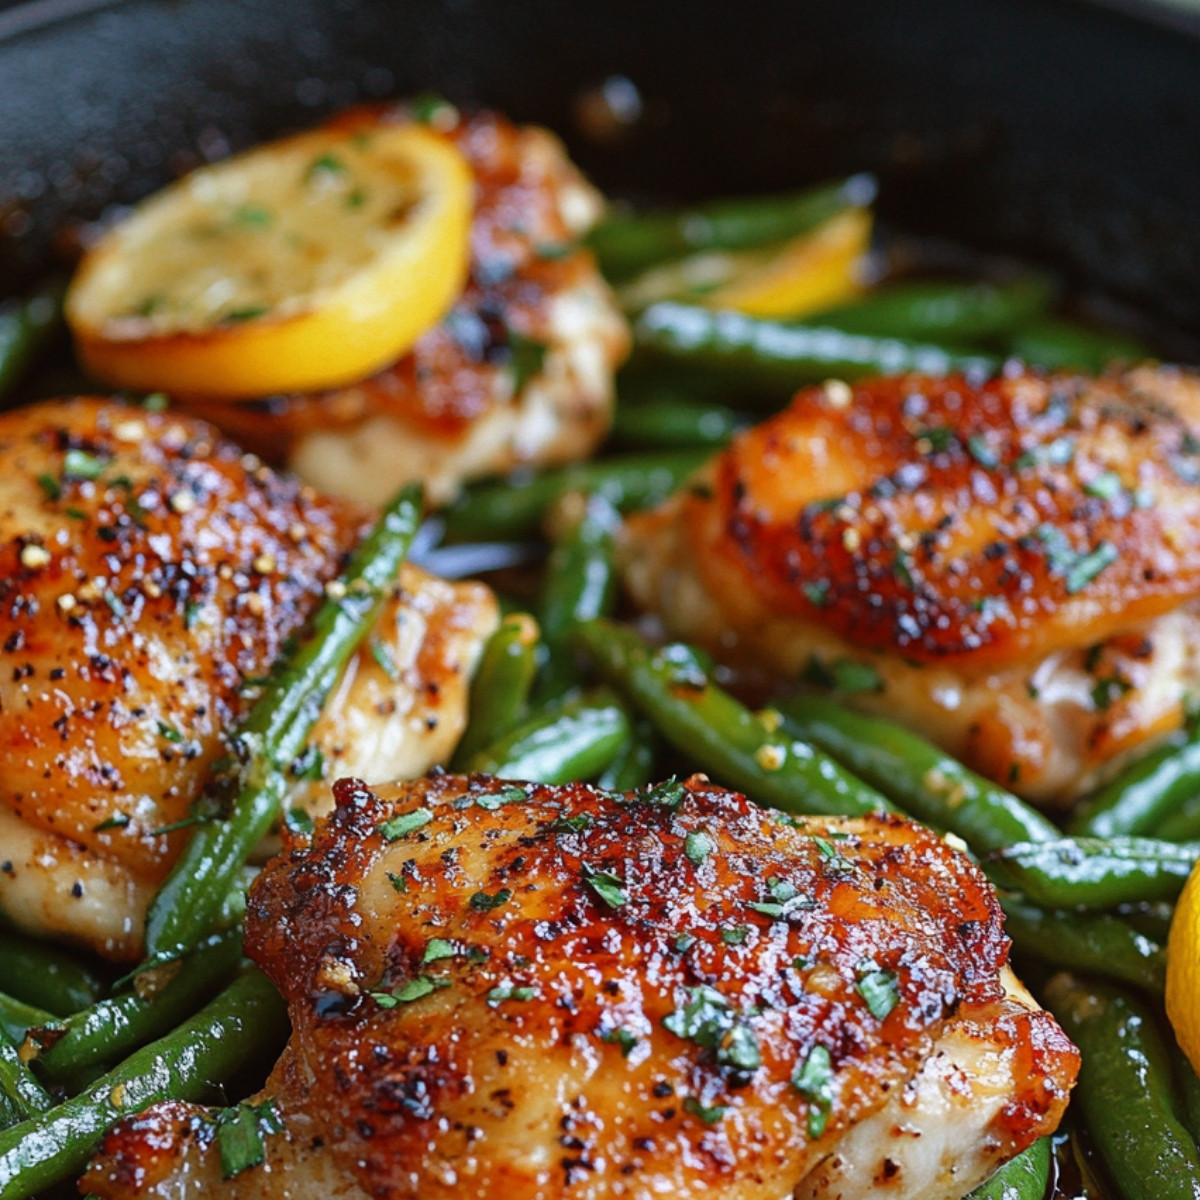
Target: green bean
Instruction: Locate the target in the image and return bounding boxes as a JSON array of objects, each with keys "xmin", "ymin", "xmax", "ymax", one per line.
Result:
[
  {"xmin": 29, "ymin": 927, "xmax": 242, "ymax": 1083},
  {"xmin": 776, "ymin": 694, "xmax": 1059, "ymax": 854},
  {"xmin": 0, "ymin": 933, "xmax": 105, "ymax": 1018},
  {"xmin": 1009, "ymin": 316, "xmax": 1151, "ymax": 373},
  {"xmin": 1001, "ymin": 896, "xmax": 1166, "ymax": 994},
  {"xmin": 0, "ymin": 1026, "xmax": 51, "ymax": 1131},
  {"xmin": 144, "ymin": 484, "xmax": 423, "ymax": 966},
  {"xmin": 450, "ymin": 613, "xmax": 541, "ymax": 770},
  {"xmin": 1176, "ymin": 1055, "xmax": 1200, "ymax": 1151},
  {"xmin": 985, "ymin": 836, "xmax": 1200, "ymax": 909},
  {"xmin": 0, "ymin": 278, "xmax": 65, "ymax": 404},
  {"xmin": 1044, "ymin": 973, "xmax": 1200, "ymax": 1200},
  {"xmin": 1153, "ymin": 783, "xmax": 1200, "ymax": 842},
  {"xmin": 633, "ymin": 302, "xmax": 999, "ymax": 395},
  {"xmin": 588, "ymin": 177, "xmax": 872, "ymax": 281},
  {"xmin": 1070, "ymin": 724, "xmax": 1200, "ymax": 838},
  {"xmin": 465, "ymin": 688, "xmax": 631, "ymax": 784},
  {"xmin": 609, "ymin": 397, "xmax": 746, "ymax": 449},
  {"xmin": 809, "ymin": 277, "xmax": 1055, "ymax": 343},
  {"xmin": 964, "ymin": 1137, "xmax": 1052, "ymax": 1200},
  {"xmin": 532, "ymin": 494, "xmax": 621, "ymax": 704},
  {"xmin": 595, "ymin": 718, "xmax": 659, "ymax": 792},
  {"xmin": 441, "ymin": 449, "xmax": 709, "ymax": 543},
  {"xmin": 1118, "ymin": 900, "xmax": 1176, "ymax": 943},
  {"xmin": 575, "ymin": 619, "xmax": 892, "ymax": 818},
  {"xmin": 0, "ymin": 998, "xmax": 53, "ymax": 1051},
  {"xmin": 0, "ymin": 966, "xmax": 287, "ymax": 1200}
]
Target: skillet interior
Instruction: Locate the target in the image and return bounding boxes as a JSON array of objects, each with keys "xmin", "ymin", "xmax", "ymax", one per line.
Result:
[{"xmin": 2, "ymin": 0, "xmax": 1200, "ymax": 344}]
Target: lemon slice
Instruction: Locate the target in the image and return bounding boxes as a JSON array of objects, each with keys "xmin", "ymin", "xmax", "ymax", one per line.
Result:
[
  {"xmin": 1167, "ymin": 859, "xmax": 1200, "ymax": 1071},
  {"xmin": 616, "ymin": 207, "xmax": 871, "ymax": 320},
  {"xmin": 67, "ymin": 119, "xmax": 474, "ymax": 399},
  {"xmin": 703, "ymin": 207, "xmax": 871, "ymax": 318}
]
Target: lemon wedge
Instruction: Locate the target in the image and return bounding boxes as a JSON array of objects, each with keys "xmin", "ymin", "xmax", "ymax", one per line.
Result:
[
  {"xmin": 616, "ymin": 207, "xmax": 871, "ymax": 320},
  {"xmin": 67, "ymin": 119, "xmax": 474, "ymax": 399},
  {"xmin": 1167, "ymin": 860, "xmax": 1200, "ymax": 1071}
]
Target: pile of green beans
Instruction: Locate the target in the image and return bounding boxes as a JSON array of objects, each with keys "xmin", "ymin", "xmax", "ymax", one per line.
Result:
[{"xmin": 0, "ymin": 175, "xmax": 1180, "ymax": 1200}]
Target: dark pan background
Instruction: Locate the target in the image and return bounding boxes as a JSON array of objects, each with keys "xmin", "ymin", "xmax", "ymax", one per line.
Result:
[{"xmin": 2, "ymin": 0, "xmax": 1200, "ymax": 340}]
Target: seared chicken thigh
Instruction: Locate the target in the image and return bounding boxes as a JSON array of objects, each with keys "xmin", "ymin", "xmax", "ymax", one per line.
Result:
[
  {"xmin": 180, "ymin": 106, "xmax": 629, "ymax": 507},
  {"xmin": 0, "ymin": 399, "xmax": 495, "ymax": 958},
  {"xmin": 83, "ymin": 773, "xmax": 1078, "ymax": 1200},
  {"xmin": 622, "ymin": 366, "xmax": 1200, "ymax": 802}
]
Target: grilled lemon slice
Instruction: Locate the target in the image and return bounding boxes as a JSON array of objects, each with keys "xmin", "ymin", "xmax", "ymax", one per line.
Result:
[{"xmin": 67, "ymin": 119, "xmax": 473, "ymax": 398}]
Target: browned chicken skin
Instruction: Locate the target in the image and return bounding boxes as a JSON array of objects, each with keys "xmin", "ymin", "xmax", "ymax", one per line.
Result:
[
  {"xmin": 180, "ymin": 106, "xmax": 629, "ymax": 506},
  {"xmin": 0, "ymin": 398, "xmax": 495, "ymax": 958},
  {"xmin": 622, "ymin": 366, "xmax": 1200, "ymax": 801},
  {"xmin": 83, "ymin": 773, "xmax": 1078, "ymax": 1200}
]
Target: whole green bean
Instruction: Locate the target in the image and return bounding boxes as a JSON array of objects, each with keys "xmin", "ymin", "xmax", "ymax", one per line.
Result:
[
  {"xmin": 809, "ymin": 277, "xmax": 1055, "ymax": 343},
  {"xmin": 0, "ymin": 998, "xmax": 53, "ymax": 1050},
  {"xmin": 609, "ymin": 397, "xmax": 746, "ymax": 449},
  {"xmin": 0, "ymin": 278, "xmax": 65, "ymax": 404},
  {"xmin": 466, "ymin": 688, "xmax": 631, "ymax": 785},
  {"xmin": 1001, "ymin": 896, "xmax": 1166, "ymax": 994},
  {"xmin": 0, "ymin": 966, "xmax": 287, "ymax": 1200},
  {"xmin": 533, "ymin": 494, "xmax": 621, "ymax": 704},
  {"xmin": 588, "ymin": 177, "xmax": 873, "ymax": 281},
  {"xmin": 777, "ymin": 694, "xmax": 1059, "ymax": 854},
  {"xmin": 964, "ymin": 1137, "xmax": 1052, "ymax": 1200},
  {"xmin": 441, "ymin": 449, "xmax": 709, "ymax": 543},
  {"xmin": 450, "ymin": 613, "xmax": 541, "ymax": 769},
  {"xmin": 1070, "ymin": 724, "xmax": 1200, "ymax": 838},
  {"xmin": 1009, "ymin": 316, "xmax": 1150, "ymax": 373},
  {"xmin": 985, "ymin": 835, "xmax": 1200, "ymax": 909},
  {"xmin": 1044, "ymin": 973, "xmax": 1200, "ymax": 1200},
  {"xmin": 633, "ymin": 302, "xmax": 999, "ymax": 394},
  {"xmin": 30, "ymin": 927, "xmax": 242, "ymax": 1083},
  {"xmin": 144, "ymin": 484, "xmax": 423, "ymax": 965},
  {"xmin": 596, "ymin": 718, "xmax": 659, "ymax": 792},
  {"xmin": 0, "ymin": 933, "xmax": 105, "ymax": 1018},
  {"xmin": 575, "ymin": 620, "xmax": 892, "ymax": 818}
]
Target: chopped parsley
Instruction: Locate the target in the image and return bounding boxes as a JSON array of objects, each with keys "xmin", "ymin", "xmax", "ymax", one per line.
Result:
[
  {"xmin": 283, "ymin": 808, "xmax": 314, "ymax": 836},
  {"xmin": 1016, "ymin": 435, "xmax": 1075, "ymax": 470},
  {"xmin": 63, "ymin": 449, "xmax": 106, "ymax": 480},
  {"xmin": 748, "ymin": 876, "xmax": 811, "ymax": 919},
  {"xmin": 581, "ymin": 864, "xmax": 627, "ymax": 910},
  {"xmin": 1091, "ymin": 675, "xmax": 1132, "ymax": 711},
  {"xmin": 663, "ymin": 985, "xmax": 761, "ymax": 1072},
  {"xmin": 967, "ymin": 434, "xmax": 1000, "ymax": 469},
  {"xmin": 372, "ymin": 975, "xmax": 449, "ymax": 1007},
  {"xmin": 304, "ymin": 152, "xmax": 348, "ymax": 182},
  {"xmin": 721, "ymin": 926, "xmax": 749, "ymax": 946},
  {"xmin": 421, "ymin": 938, "xmax": 457, "ymax": 964},
  {"xmin": 156, "ymin": 721, "xmax": 184, "ymax": 744},
  {"xmin": 801, "ymin": 579, "xmax": 830, "ymax": 608},
  {"xmin": 550, "ymin": 813, "xmax": 593, "ymax": 834},
  {"xmin": 36, "ymin": 473, "xmax": 60, "ymax": 501},
  {"xmin": 469, "ymin": 888, "xmax": 511, "ymax": 912},
  {"xmin": 386, "ymin": 871, "xmax": 408, "ymax": 893},
  {"xmin": 476, "ymin": 785, "xmax": 527, "ymax": 810},
  {"xmin": 600, "ymin": 1027, "xmax": 638, "ymax": 1056},
  {"xmin": 856, "ymin": 967, "xmax": 900, "ymax": 1020},
  {"xmin": 487, "ymin": 985, "xmax": 536, "ymax": 1005},
  {"xmin": 379, "ymin": 807, "xmax": 433, "ymax": 841},
  {"xmin": 640, "ymin": 777, "xmax": 686, "ymax": 809},
  {"xmin": 214, "ymin": 1099, "xmax": 284, "ymax": 1180},
  {"xmin": 682, "ymin": 1096, "xmax": 726, "ymax": 1124},
  {"xmin": 1035, "ymin": 525, "xmax": 1119, "ymax": 594},
  {"xmin": 93, "ymin": 812, "xmax": 130, "ymax": 832},
  {"xmin": 684, "ymin": 830, "xmax": 715, "ymax": 866},
  {"xmin": 1083, "ymin": 471, "xmax": 1123, "ymax": 500},
  {"xmin": 791, "ymin": 1045, "xmax": 834, "ymax": 1138}
]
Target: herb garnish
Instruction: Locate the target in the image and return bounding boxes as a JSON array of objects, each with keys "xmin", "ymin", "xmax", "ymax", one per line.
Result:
[
  {"xmin": 791, "ymin": 1045, "xmax": 833, "ymax": 1138},
  {"xmin": 581, "ymin": 864, "xmax": 627, "ymax": 910},
  {"xmin": 379, "ymin": 807, "xmax": 433, "ymax": 841}
]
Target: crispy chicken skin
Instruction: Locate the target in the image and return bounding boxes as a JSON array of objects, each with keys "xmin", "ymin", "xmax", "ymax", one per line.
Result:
[
  {"xmin": 83, "ymin": 773, "xmax": 1078, "ymax": 1200},
  {"xmin": 180, "ymin": 106, "xmax": 630, "ymax": 507},
  {"xmin": 622, "ymin": 366, "xmax": 1200, "ymax": 801},
  {"xmin": 0, "ymin": 399, "xmax": 495, "ymax": 958}
]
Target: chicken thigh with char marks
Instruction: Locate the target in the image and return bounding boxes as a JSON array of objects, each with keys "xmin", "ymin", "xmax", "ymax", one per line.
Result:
[
  {"xmin": 83, "ymin": 772, "xmax": 1078, "ymax": 1200},
  {"xmin": 622, "ymin": 366, "xmax": 1200, "ymax": 803},
  {"xmin": 179, "ymin": 105, "xmax": 630, "ymax": 507},
  {"xmin": 0, "ymin": 399, "xmax": 496, "ymax": 959}
]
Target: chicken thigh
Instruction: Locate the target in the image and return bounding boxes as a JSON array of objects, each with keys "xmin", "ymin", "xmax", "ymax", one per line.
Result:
[
  {"xmin": 0, "ymin": 399, "xmax": 495, "ymax": 958},
  {"xmin": 82, "ymin": 772, "xmax": 1078, "ymax": 1200},
  {"xmin": 622, "ymin": 366, "xmax": 1200, "ymax": 802}
]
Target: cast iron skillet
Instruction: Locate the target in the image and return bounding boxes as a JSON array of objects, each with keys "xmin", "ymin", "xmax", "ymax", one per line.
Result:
[{"xmin": 2, "ymin": 0, "xmax": 1200, "ymax": 350}]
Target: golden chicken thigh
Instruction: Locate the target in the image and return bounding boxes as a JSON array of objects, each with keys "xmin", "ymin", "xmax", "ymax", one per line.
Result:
[
  {"xmin": 622, "ymin": 366, "xmax": 1200, "ymax": 802},
  {"xmin": 181, "ymin": 106, "xmax": 630, "ymax": 507},
  {"xmin": 0, "ymin": 399, "xmax": 495, "ymax": 958},
  {"xmin": 83, "ymin": 773, "xmax": 1078, "ymax": 1200}
]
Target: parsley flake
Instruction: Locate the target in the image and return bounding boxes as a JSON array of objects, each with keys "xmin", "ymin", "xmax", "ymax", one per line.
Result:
[
  {"xmin": 476, "ymin": 785, "xmax": 527, "ymax": 811},
  {"xmin": 682, "ymin": 1096, "xmax": 726, "ymax": 1124},
  {"xmin": 600, "ymin": 1027, "xmax": 638, "ymax": 1056},
  {"xmin": 487, "ymin": 985, "xmax": 536, "ymax": 1005},
  {"xmin": 469, "ymin": 888, "xmax": 511, "ymax": 912},
  {"xmin": 379, "ymin": 807, "xmax": 433, "ymax": 841},
  {"xmin": 641, "ymin": 778, "xmax": 686, "ymax": 809},
  {"xmin": 582, "ymin": 864, "xmax": 627, "ymax": 910},
  {"xmin": 386, "ymin": 871, "xmax": 408, "ymax": 893},
  {"xmin": 215, "ymin": 1099, "xmax": 284, "ymax": 1180},
  {"xmin": 791, "ymin": 1045, "xmax": 833, "ymax": 1138},
  {"xmin": 421, "ymin": 938, "xmax": 457, "ymax": 964},
  {"xmin": 63, "ymin": 449, "xmax": 106, "ymax": 480},
  {"xmin": 684, "ymin": 830, "xmax": 715, "ymax": 866},
  {"xmin": 856, "ymin": 967, "xmax": 900, "ymax": 1020}
]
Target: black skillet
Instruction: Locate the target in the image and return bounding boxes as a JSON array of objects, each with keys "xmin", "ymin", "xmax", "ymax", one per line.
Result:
[{"xmin": 2, "ymin": 0, "xmax": 1200, "ymax": 350}]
